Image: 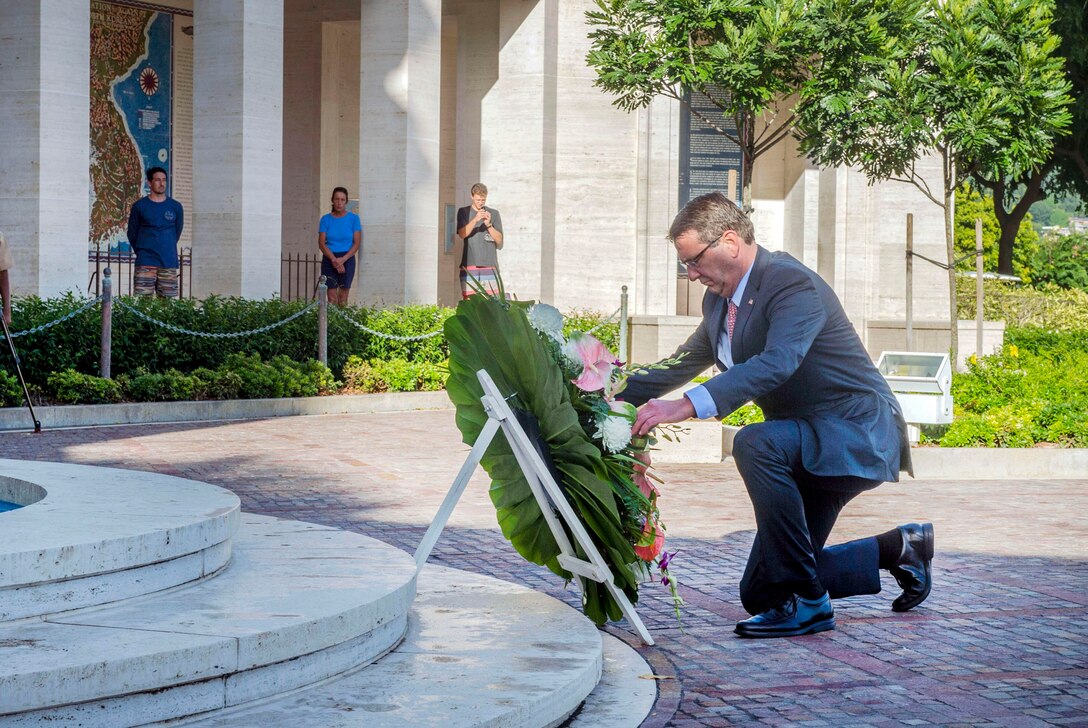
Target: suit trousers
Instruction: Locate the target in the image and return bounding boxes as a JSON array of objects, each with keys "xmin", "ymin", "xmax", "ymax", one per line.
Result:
[{"xmin": 732, "ymin": 419, "xmax": 883, "ymax": 615}]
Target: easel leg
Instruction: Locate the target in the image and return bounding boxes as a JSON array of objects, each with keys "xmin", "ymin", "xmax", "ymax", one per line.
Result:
[{"xmin": 413, "ymin": 417, "xmax": 500, "ymax": 571}]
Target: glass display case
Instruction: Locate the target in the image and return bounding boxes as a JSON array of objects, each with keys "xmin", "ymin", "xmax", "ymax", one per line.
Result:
[{"xmin": 877, "ymin": 352, "xmax": 953, "ymax": 424}]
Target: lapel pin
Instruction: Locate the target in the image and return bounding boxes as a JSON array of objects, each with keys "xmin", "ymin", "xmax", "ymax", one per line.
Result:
[{"xmin": 748, "ymin": 299, "xmax": 753, "ymax": 305}]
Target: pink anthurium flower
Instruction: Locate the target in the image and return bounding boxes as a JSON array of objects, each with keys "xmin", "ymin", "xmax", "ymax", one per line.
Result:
[
  {"xmin": 567, "ymin": 332, "xmax": 617, "ymax": 395},
  {"xmin": 633, "ymin": 467, "xmax": 658, "ymax": 499},
  {"xmin": 634, "ymin": 517, "xmax": 665, "ymax": 562}
]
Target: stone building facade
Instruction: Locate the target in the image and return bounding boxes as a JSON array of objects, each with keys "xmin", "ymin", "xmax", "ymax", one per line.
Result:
[{"xmin": 0, "ymin": 0, "xmax": 952, "ymax": 348}]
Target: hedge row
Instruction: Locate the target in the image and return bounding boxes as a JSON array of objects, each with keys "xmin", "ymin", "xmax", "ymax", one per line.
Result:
[
  {"xmin": 722, "ymin": 326, "xmax": 1088, "ymax": 447},
  {"xmin": 956, "ymin": 277, "xmax": 1088, "ymax": 330},
  {"xmin": 0, "ymin": 295, "xmax": 621, "ymax": 406},
  {"xmin": 0, "ymin": 353, "xmax": 450, "ymax": 408},
  {"xmin": 938, "ymin": 328, "xmax": 1088, "ymax": 447},
  {"xmin": 2, "ymin": 295, "xmax": 452, "ymax": 387}
]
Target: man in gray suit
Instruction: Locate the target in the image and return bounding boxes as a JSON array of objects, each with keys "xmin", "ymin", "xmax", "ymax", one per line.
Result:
[{"xmin": 624, "ymin": 192, "xmax": 933, "ymax": 638}]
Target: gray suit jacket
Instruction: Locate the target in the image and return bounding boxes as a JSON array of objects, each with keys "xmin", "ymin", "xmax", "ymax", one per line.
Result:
[{"xmin": 623, "ymin": 247, "xmax": 912, "ymax": 481}]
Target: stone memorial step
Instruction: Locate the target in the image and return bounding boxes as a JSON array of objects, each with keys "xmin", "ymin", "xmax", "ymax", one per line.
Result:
[
  {"xmin": 0, "ymin": 515, "xmax": 416, "ymax": 725},
  {"xmin": 175, "ymin": 567, "xmax": 652, "ymax": 728},
  {"xmin": 0, "ymin": 459, "xmax": 240, "ymax": 622}
]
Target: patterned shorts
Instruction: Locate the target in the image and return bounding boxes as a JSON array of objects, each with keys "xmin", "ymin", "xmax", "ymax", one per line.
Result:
[
  {"xmin": 134, "ymin": 266, "xmax": 179, "ymax": 297},
  {"xmin": 460, "ymin": 266, "xmax": 500, "ymax": 299}
]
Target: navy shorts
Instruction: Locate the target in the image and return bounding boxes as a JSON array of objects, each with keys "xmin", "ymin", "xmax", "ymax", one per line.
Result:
[{"xmin": 321, "ymin": 254, "xmax": 356, "ymax": 289}]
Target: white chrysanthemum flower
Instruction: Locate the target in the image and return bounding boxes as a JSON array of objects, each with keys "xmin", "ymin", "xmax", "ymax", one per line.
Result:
[
  {"xmin": 595, "ymin": 414, "xmax": 632, "ymax": 453},
  {"xmin": 527, "ymin": 303, "xmax": 565, "ymax": 341}
]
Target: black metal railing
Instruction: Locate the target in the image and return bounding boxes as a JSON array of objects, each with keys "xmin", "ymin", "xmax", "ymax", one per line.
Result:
[
  {"xmin": 88, "ymin": 247, "xmax": 193, "ymax": 299},
  {"xmin": 281, "ymin": 252, "xmax": 360, "ymax": 302}
]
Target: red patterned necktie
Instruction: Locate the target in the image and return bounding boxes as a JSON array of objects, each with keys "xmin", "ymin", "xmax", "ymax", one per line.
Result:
[{"xmin": 727, "ymin": 299, "xmax": 738, "ymax": 339}]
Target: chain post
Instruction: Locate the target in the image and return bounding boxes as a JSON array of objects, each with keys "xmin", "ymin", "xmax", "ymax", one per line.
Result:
[
  {"xmin": 619, "ymin": 285, "xmax": 629, "ymax": 363},
  {"xmin": 906, "ymin": 213, "xmax": 914, "ymax": 352},
  {"xmin": 317, "ymin": 276, "xmax": 328, "ymax": 365},
  {"xmin": 976, "ymin": 218, "xmax": 984, "ymax": 361},
  {"xmin": 100, "ymin": 268, "xmax": 113, "ymax": 379}
]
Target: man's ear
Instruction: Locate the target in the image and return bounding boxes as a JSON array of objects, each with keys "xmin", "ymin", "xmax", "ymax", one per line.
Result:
[{"xmin": 724, "ymin": 230, "xmax": 743, "ymax": 257}]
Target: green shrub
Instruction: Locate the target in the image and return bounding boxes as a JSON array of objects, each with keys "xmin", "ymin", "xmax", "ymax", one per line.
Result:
[
  {"xmin": 341, "ymin": 355, "xmax": 447, "ymax": 393},
  {"xmin": 341, "ymin": 356, "xmax": 382, "ymax": 392},
  {"xmin": 47, "ymin": 369, "xmax": 122, "ymax": 404},
  {"xmin": 940, "ymin": 413, "xmax": 997, "ymax": 447},
  {"xmin": 4, "ymin": 293, "xmax": 103, "ymax": 385},
  {"xmin": 1, "ymin": 295, "xmax": 452, "ymax": 386},
  {"xmin": 1031, "ymin": 233, "xmax": 1088, "ymax": 292},
  {"xmin": 723, "ymin": 402, "xmax": 765, "ymax": 427},
  {"xmin": 1004, "ymin": 326, "xmax": 1088, "ymax": 355},
  {"xmin": 957, "ymin": 277, "xmax": 1088, "ymax": 330},
  {"xmin": 563, "ymin": 309, "xmax": 620, "ymax": 355},
  {"xmin": 981, "ymin": 404, "xmax": 1039, "ymax": 448},
  {"xmin": 191, "ymin": 367, "xmax": 243, "ymax": 400},
  {"xmin": 124, "ymin": 368, "xmax": 198, "ymax": 402},
  {"xmin": 0, "ymin": 371, "xmax": 23, "ymax": 407},
  {"xmin": 939, "ymin": 337, "xmax": 1088, "ymax": 447},
  {"xmin": 351, "ymin": 306, "xmax": 453, "ymax": 365},
  {"xmin": 218, "ymin": 353, "xmax": 336, "ymax": 399}
]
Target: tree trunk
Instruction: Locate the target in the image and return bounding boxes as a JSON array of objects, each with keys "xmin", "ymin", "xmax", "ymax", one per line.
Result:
[
  {"xmin": 944, "ymin": 185, "xmax": 959, "ymax": 370},
  {"xmin": 996, "ymin": 223, "xmax": 1018, "ymax": 276},
  {"xmin": 991, "ymin": 165, "xmax": 1050, "ymax": 276},
  {"xmin": 740, "ymin": 111, "xmax": 755, "ymax": 215}
]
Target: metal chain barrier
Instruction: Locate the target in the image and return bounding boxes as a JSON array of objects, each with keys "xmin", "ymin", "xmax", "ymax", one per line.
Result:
[
  {"xmin": 8, "ymin": 296, "xmax": 105, "ymax": 338},
  {"xmin": 329, "ymin": 305, "xmax": 445, "ymax": 342},
  {"xmin": 585, "ymin": 306, "xmax": 621, "ymax": 336},
  {"xmin": 113, "ymin": 298, "xmax": 320, "ymax": 339}
]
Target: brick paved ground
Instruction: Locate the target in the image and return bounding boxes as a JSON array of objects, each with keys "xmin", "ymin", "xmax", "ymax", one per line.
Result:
[{"xmin": 3, "ymin": 409, "xmax": 1086, "ymax": 726}]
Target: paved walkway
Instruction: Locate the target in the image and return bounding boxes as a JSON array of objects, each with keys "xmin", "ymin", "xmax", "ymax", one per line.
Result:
[{"xmin": 3, "ymin": 410, "xmax": 1086, "ymax": 726}]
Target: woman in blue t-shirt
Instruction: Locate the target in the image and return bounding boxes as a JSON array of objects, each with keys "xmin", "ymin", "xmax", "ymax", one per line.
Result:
[{"xmin": 318, "ymin": 187, "xmax": 362, "ymax": 305}]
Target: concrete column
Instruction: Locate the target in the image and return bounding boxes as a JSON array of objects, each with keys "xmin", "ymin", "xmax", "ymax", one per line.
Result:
[
  {"xmin": 192, "ymin": 0, "xmax": 283, "ymax": 298},
  {"xmin": 474, "ymin": 0, "xmax": 646, "ymax": 312},
  {"xmin": 783, "ymin": 169, "xmax": 821, "ymax": 270},
  {"xmin": 0, "ymin": 0, "xmax": 90, "ymax": 297},
  {"xmin": 479, "ymin": 0, "xmax": 554, "ymax": 303},
  {"xmin": 817, "ymin": 158, "xmax": 949, "ymax": 348},
  {"xmin": 634, "ymin": 89, "xmax": 680, "ymax": 315},
  {"xmin": 360, "ymin": 0, "xmax": 442, "ymax": 306}
]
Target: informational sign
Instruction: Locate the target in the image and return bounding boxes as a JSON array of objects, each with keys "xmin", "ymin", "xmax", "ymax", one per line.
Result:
[
  {"xmin": 678, "ymin": 85, "xmax": 744, "ymax": 209},
  {"xmin": 89, "ymin": 0, "xmax": 190, "ymax": 253}
]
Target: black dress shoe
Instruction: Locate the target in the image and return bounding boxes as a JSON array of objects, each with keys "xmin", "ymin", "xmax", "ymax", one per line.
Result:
[
  {"xmin": 890, "ymin": 522, "xmax": 934, "ymax": 612},
  {"xmin": 735, "ymin": 592, "xmax": 835, "ymax": 638}
]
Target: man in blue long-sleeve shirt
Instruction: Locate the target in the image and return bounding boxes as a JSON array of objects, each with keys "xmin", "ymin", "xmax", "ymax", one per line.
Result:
[{"xmin": 127, "ymin": 166, "xmax": 183, "ymax": 297}]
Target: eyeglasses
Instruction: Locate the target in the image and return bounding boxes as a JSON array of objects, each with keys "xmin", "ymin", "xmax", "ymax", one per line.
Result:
[{"xmin": 679, "ymin": 237, "xmax": 720, "ymax": 270}]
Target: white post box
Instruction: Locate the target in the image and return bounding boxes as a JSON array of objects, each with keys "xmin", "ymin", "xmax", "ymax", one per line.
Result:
[{"xmin": 877, "ymin": 352, "xmax": 953, "ymax": 425}]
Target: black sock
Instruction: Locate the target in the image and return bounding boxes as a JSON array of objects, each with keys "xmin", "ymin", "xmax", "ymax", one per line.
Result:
[
  {"xmin": 876, "ymin": 528, "xmax": 904, "ymax": 570},
  {"xmin": 793, "ymin": 580, "xmax": 825, "ymax": 600}
]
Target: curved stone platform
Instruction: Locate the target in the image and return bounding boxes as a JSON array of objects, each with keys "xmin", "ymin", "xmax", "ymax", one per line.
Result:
[
  {"xmin": 177, "ymin": 567, "xmax": 645, "ymax": 728},
  {"xmin": 0, "ymin": 459, "xmax": 650, "ymax": 727},
  {"xmin": 0, "ymin": 460, "xmax": 240, "ymax": 621},
  {"xmin": 0, "ymin": 515, "xmax": 417, "ymax": 725}
]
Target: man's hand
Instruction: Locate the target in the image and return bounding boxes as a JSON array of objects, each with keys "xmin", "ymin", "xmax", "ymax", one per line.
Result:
[
  {"xmin": 480, "ymin": 209, "xmax": 492, "ymax": 226},
  {"xmin": 632, "ymin": 397, "xmax": 696, "ymax": 437},
  {"xmin": 333, "ymin": 258, "xmax": 346, "ymax": 274}
]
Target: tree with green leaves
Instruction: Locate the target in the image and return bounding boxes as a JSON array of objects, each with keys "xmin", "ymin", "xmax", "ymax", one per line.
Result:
[
  {"xmin": 973, "ymin": 0, "xmax": 1086, "ymax": 277},
  {"xmin": 1032, "ymin": 232, "xmax": 1088, "ymax": 291},
  {"xmin": 954, "ymin": 185, "xmax": 1039, "ymax": 283},
  {"xmin": 799, "ymin": 0, "xmax": 1073, "ymax": 365},
  {"xmin": 585, "ymin": 0, "xmax": 922, "ymax": 212}
]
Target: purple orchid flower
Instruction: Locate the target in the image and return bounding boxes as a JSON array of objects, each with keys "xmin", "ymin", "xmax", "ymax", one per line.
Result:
[{"xmin": 658, "ymin": 549, "xmax": 678, "ymax": 585}]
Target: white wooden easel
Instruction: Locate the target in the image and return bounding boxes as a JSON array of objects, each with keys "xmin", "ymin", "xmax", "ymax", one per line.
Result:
[{"xmin": 414, "ymin": 369, "xmax": 654, "ymax": 646}]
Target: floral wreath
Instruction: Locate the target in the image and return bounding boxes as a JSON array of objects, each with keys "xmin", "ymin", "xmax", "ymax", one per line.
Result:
[{"xmin": 444, "ymin": 287, "xmax": 682, "ymax": 626}]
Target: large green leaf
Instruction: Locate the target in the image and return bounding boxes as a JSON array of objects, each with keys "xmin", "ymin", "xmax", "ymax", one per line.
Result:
[{"xmin": 444, "ymin": 295, "xmax": 643, "ymax": 624}]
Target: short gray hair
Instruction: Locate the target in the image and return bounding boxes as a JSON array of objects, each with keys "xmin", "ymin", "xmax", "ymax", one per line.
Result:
[{"xmin": 668, "ymin": 192, "xmax": 754, "ymax": 246}]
